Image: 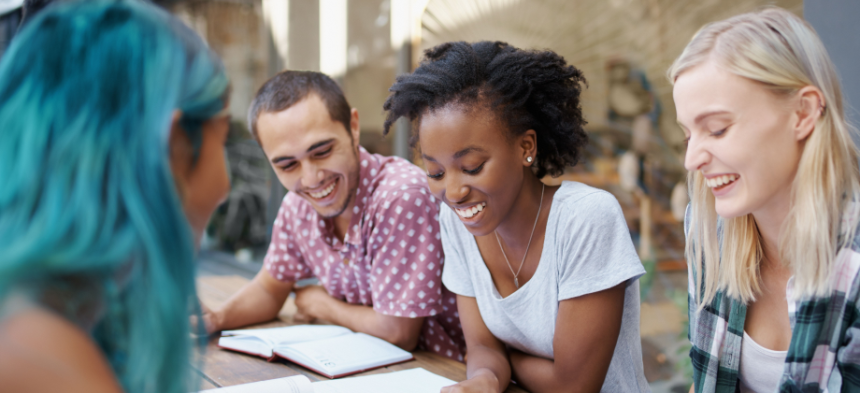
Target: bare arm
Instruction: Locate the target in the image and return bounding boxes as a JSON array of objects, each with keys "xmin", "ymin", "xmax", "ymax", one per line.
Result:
[
  {"xmin": 293, "ymin": 285, "xmax": 425, "ymax": 350},
  {"xmin": 441, "ymin": 295, "xmax": 510, "ymax": 393},
  {"xmin": 0, "ymin": 309, "xmax": 123, "ymax": 393},
  {"xmin": 509, "ymin": 283, "xmax": 625, "ymax": 393},
  {"xmin": 205, "ymin": 268, "xmax": 295, "ymax": 333}
]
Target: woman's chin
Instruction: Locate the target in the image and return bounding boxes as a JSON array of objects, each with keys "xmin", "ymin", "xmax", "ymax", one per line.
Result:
[
  {"xmin": 714, "ymin": 202, "xmax": 748, "ymax": 220},
  {"xmin": 460, "ymin": 220, "xmax": 497, "ymax": 237}
]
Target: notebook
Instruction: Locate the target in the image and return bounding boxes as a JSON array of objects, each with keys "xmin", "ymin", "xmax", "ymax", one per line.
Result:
[
  {"xmin": 196, "ymin": 368, "xmax": 457, "ymax": 393},
  {"xmin": 218, "ymin": 325, "xmax": 414, "ymax": 378}
]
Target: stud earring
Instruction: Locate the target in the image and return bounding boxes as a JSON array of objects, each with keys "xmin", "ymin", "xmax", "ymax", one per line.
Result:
[{"xmin": 526, "ymin": 156, "xmax": 533, "ymax": 163}]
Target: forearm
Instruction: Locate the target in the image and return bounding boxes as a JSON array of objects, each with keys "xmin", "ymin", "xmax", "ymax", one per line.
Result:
[
  {"xmin": 510, "ymin": 350, "xmax": 581, "ymax": 393},
  {"xmin": 511, "ymin": 285, "xmax": 626, "ymax": 392},
  {"xmin": 314, "ymin": 297, "xmax": 423, "ymax": 350},
  {"xmin": 213, "ymin": 273, "xmax": 293, "ymax": 331},
  {"xmin": 464, "ymin": 345, "xmax": 511, "ymax": 393}
]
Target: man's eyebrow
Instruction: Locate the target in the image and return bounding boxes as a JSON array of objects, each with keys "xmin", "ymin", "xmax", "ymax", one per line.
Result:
[
  {"xmin": 271, "ymin": 138, "xmax": 336, "ymax": 164},
  {"xmin": 306, "ymin": 138, "xmax": 335, "ymax": 153}
]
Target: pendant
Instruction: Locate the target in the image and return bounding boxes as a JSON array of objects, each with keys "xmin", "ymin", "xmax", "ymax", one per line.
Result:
[{"xmin": 514, "ymin": 277, "xmax": 519, "ymax": 288}]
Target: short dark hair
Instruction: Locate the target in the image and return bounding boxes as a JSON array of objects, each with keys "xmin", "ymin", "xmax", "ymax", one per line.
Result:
[
  {"xmin": 383, "ymin": 41, "xmax": 588, "ymax": 179},
  {"xmin": 247, "ymin": 70, "xmax": 351, "ymax": 140}
]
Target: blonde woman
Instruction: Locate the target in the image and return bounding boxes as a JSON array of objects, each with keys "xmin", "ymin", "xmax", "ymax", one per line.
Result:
[{"xmin": 670, "ymin": 7, "xmax": 860, "ymax": 393}]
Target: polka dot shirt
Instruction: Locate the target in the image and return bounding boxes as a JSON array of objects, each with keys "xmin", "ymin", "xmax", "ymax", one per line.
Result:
[{"xmin": 264, "ymin": 147, "xmax": 465, "ymax": 361}]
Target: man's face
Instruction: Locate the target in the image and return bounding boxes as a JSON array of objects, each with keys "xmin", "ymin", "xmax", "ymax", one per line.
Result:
[{"xmin": 257, "ymin": 93, "xmax": 361, "ymax": 218}]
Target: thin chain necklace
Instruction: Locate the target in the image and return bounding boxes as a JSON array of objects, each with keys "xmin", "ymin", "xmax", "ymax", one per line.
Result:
[{"xmin": 494, "ymin": 183, "xmax": 545, "ymax": 289}]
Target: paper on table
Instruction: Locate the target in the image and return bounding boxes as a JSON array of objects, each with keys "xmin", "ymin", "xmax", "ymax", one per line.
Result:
[
  {"xmin": 313, "ymin": 368, "xmax": 457, "ymax": 393},
  {"xmin": 196, "ymin": 375, "xmax": 313, "ymax": 393}
]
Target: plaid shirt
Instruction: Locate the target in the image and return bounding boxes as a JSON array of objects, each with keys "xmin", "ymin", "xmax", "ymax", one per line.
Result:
[{"xmin": 686, "ymin": 205, "xmax": 860, "ymax": 393}]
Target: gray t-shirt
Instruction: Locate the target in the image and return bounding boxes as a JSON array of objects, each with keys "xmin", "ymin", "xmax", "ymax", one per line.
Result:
[{"xmin": 441, "ymin": 181, "xmax": 650, "ymax": 392}]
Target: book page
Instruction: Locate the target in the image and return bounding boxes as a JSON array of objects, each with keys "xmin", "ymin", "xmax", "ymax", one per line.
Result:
[
  {"xmin": 196, "ymin": 375, "xmax": 314, "ymax": 393},
  {"xmin": 219, "ymin": 325, "xmax": 353, "ymax": 358},
  {"xmin": 218, "ymin": 335, "xmax": 276, "ymax": 358},
  {"xmin": 313, "ymin": 368, "xmax": 457, "ymax": 393},
  {"xmin": 275, "ymin": 333, "xmax": 412, "ymax": 376},
  {"xmin": 221, "ymin": 325, "xmax": 353, "ymax": 347}
]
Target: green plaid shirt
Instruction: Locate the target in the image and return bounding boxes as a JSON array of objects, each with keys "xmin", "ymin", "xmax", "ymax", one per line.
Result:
[{"xmin": 686, "ymin": 206, "xmax": 860, "ymax": 392}]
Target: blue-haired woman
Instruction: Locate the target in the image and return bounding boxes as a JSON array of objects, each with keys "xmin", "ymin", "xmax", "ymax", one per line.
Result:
[{"xmin": 0, "ymin": 1, "xmax": 230, "ymax": 392}]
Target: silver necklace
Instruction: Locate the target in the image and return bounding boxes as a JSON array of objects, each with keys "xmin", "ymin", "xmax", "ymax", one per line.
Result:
[{"xmin": 494, "ymin": 183, "xmax": 545, "ymax": 289}]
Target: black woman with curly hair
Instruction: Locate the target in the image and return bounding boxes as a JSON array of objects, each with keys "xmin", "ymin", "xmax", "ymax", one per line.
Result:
[{"xmin": 383, "ymin": 41, "xmax": 650, "ymax": 393}]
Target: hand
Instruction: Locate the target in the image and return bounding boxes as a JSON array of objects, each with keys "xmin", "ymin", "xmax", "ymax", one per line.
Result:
[
  {"xmin": 190, "ymin": 301, "xmax": 219, "ymax": 335},
  {"xmin": 441, "ymin": 372, "xmax": 499, "ymax": 393},
  {"xmin": 293, "ymin": 285, "xmax": 332, "ymax": 322}
]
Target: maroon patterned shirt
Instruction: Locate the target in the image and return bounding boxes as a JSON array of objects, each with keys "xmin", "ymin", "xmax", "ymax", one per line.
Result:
[{"xmin": 264, "ymin": 147, "xmax": 465, "ymax": 361}]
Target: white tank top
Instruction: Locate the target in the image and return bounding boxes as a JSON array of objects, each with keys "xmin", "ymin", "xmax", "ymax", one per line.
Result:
[{"xmin": 739, "ymin": 330, "xmax": 787, "ymax": 393}]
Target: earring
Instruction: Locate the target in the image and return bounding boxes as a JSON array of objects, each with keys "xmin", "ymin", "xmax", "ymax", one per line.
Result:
[{"xmin": 526, "ymin": 156, "xmax": 533, "ymax": 163}]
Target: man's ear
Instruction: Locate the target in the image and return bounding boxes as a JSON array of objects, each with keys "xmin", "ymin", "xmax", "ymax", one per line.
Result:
[
  {"xmin": 168, "ymin": 110, "xmax": 193, "ymax": 197},
  {"xmin": 794, "ymin": 85, "xmax": 825, "ymax": 142},
  {"xmin": 520, "ymin": 129, "xmax": 537, "ymax": 166},
  {"xmin": 350, "ymin": 108, "xmax": 361, "ymax": 149}
]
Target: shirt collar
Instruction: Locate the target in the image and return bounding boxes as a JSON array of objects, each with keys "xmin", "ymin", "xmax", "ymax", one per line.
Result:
[{"xmin": 342, "ymin": 147, "xmax": 376, "ymax": 246}]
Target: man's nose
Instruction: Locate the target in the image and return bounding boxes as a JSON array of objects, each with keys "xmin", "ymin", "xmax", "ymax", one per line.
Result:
[{"xmin": 301, "ymin": 161, "xmax": 325, "ymax": 188}]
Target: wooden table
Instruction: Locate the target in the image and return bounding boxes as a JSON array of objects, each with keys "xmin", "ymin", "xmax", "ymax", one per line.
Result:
[{"xmin": 196, "ymin": 275, "xmax": 528, "ymax": 392}]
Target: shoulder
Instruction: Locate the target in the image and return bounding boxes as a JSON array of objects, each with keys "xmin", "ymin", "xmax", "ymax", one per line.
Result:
[
  {"xmin": 552, "ymin": 181, "xmax": 624, "ymax": 223},
  {"xmin": 369, "ymin": 154, "xmax": 431, "ymax": 195},
  {"xmin": 280, "ymin": 191, "xmax": 314, "ymax": 221},
  {"xmin": 367, "ymin": 158, "xmax": 437, "ymax": 215},
  {"xmin": 0, "ymin": 308, "xmax": 121, "ymax": 392}
]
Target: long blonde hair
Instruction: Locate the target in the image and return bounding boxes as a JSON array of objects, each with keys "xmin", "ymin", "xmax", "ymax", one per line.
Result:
[{"xmin": 668, "ymin": 7, "xmax": 860, "ymax": 306}]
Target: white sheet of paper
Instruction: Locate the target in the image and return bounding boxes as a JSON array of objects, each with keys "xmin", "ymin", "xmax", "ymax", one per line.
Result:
[
  {"xmin": 312, "ymin": 368, "xmax": 457, "ymax": 393},
  {"xmin": 196, "ymin": 375, "xmax": 314, "ymax": 393}
]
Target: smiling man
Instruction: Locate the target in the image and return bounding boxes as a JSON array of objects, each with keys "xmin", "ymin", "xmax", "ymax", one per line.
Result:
[{"xmin": 201, "ymin": 71, "xmax": 465, "ymax": 361}]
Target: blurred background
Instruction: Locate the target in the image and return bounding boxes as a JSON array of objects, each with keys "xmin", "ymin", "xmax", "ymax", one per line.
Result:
[{"xmin": 2, "ymin": 0, "xmax": 858, "ymax": 391}]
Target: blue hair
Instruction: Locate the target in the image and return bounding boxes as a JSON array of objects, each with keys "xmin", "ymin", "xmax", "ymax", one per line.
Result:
[{"xmin": 0, "ymin": 1, "xmax": 228, "ymax": 392}]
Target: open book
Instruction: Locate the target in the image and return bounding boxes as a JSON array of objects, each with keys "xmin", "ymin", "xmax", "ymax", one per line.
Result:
[
  {"xmin": 218, "ymin": 325, "xmax": 414, "ymax": 378},
  {"xmin": 197, "ymin": 368, "xmax": 457, "ymax": 393}
]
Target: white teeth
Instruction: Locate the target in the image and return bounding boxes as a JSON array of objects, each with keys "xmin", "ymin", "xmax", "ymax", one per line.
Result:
[
  {"xmin": 310, "ymin": 182, "xmax": 336, "ymax": 199},
  {"xmin": 705, "ymin": 174, "xmax": 739, "ymax": 188},
  {"xmin": 455, "ymin": 202, "xmax": 487, "ymax": 219}
]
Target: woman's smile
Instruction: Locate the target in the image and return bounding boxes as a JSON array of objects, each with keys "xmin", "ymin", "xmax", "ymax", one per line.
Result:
[{"xmin": 452, "ymin": 202, "xmax": 488, "ymax": 224}]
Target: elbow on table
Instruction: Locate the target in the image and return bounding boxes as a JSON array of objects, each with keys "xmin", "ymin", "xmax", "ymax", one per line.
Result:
[
  {"xmin": 371, "ymin": 312, "xmax": 423, "ymax": 351},
  {"xmin": 545, "ymin": 369, "xmax": 607, "ymax": 393},
  {"xmin": 388, "ymin": 330, "xmax": 420, "ymax": 351}
]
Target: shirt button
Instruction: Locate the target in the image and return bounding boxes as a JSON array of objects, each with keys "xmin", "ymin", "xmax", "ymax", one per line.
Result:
[{"xmin": 343, "ymin": 258, "xmax": 350, "ymax": 266}]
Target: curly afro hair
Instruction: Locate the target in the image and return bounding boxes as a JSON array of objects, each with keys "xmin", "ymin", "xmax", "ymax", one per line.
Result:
[{"xmin": 383, "ymin": 41, "xmax": 588, "ymax": 179}]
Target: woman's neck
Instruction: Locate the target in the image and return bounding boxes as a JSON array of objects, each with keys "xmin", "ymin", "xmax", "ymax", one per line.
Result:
[
  {"xmin": 494, "ymin": 175, "xmax": 546, "ymax": 250},
  {"xmin": 752, "ymin": 192, "xmax": 792, "ymax": 269}
]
